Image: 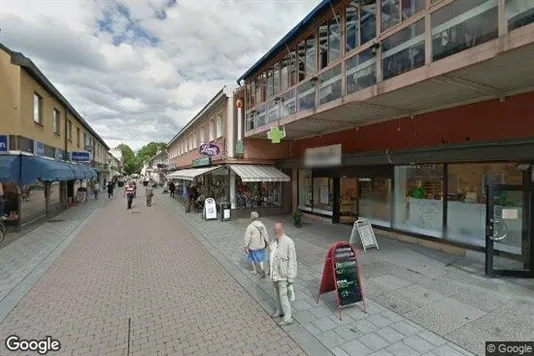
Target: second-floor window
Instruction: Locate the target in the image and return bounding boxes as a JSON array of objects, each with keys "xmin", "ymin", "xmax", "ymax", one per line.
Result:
[
  {"xmin": 67, "ymin": 120, "xmax": 72, "ymax": 140},
  {"xmin": 216, "ymin": 114, "xmax": 223, "ymax": 138},
  {"xmin": 76, "ymin": 127, "xmax": 81, "ymax": 147},
  {"xmin": 192, "ymin": 133, "xmax": 197, "ymax": 149},
  {"xmin": 33, "ymin": 93, "xmax": 42, "ymax": 124},
  {"xmin": 199, "ymin": 126, "xmax": 205, "ymax": 143},
  {"xmin": 209, "ymin": 120, "xmax": 215, "ymax": 141},
  {"xmin": 53, "ymin": 109, "xmax": 61, "ymax": 135}
]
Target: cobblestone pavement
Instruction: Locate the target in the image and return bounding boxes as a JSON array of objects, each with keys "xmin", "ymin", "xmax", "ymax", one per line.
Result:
[
  {"xmin": 0, "ymin": 192, "xmax": 305, "ymax": 356},
  {"xmin": 157, "ymin": 191, "xmax": 534, "ymax": 356}
]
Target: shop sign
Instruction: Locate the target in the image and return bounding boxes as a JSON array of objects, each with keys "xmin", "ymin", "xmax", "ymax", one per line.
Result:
[
  {"xmin": 71, "ymin": 151, "xmax": 91, "ymax": 162},
  {"xmin": 33, "ymin": 140, "xmax": 45, "ymax": 156},
  {"xmin": 198, "ymin": 143, "xmax": 220, "ymax": 156},
  {"xmin": 267, "ymin": 126, "xmax": 286, "ymax": 144},
  {"xmin": 0, "ymin": 135, "xmax": 8, "ymax": 152},
  {"xmin": 304, "ymin": 144, "xmax": 342, "ymax": 168},
  {"xmin": 235, "ymin": 140, "xmax": 244, "ymax": 155},
  {"xmin": 192, "ymin": 156, "xmax": 211, "ymax": 167},
  {"xmin": 54, "ymin": 148, "xmax": 65, "ymax": 160}
]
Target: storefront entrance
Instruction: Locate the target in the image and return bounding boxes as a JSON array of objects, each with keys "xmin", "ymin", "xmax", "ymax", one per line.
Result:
[{"xmin": 485, "ymin": 184, "xmax": 534, "ymax": 278}]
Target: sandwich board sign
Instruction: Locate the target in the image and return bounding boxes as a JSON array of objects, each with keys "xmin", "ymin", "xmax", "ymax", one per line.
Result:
[
  {"xmin": 204, "ymin": 197, "xmax": 217, "ymax": 220},
  {"xmin": 349, "ymin": 219, "xmax": 379, "ymax": 252}
]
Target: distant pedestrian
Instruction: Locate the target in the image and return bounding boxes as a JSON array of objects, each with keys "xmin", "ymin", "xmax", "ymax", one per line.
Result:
[
  {"xmin": 244, "ymin": 211, "xmax": 269, "ymax": 278},
  {"xmin": 93, "ymin": 181, "xmax": 100, "ymax": 200},
  {"xmin": 124, "ymin": 181, "xmax": 135, "ymax": 209},
  {"xmin": 169, "ymin": 181, "xmax": 176, "ymax": 198},
  {"xmin": 145, "ymin": 183, "xmax": 154, "ymax": 207},
  {"xmin": 107, "ymin": 181, "xmax": 114, "ymax": 199},
  {"xmin": 270, "ymin": 222, "xmax": 297, "ymax": 326}
]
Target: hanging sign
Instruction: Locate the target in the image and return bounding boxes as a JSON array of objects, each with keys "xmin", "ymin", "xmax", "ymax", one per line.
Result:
[
  {"xmin": 192, "ymin": 157, "xmax": 211, "ymax": 167},
  {"xmin": 349, "ymin": 219, "xmax": 380, "ymax": 252},
  {"xmin": 204, "ymin": 197, "xmax": 217, "ymax": 220},
  {"xmin": 267, "ymin": 126, "xmax": 286, "ymax": 144},
  {"xmin": 317, "ymin": 241, "xmax": 366, "ymax": 320},
  {"xmin": 199, "ymin": 143, "xmax": 220, "ymax": 156}
]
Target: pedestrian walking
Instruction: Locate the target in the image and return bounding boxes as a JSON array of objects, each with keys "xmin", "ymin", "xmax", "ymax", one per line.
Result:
[
  {"xmin": 169, "ymin": 181, "xmax": 176, "ymax": 198},
  {"xmin": 244, "ymin": 211, "xmax": 269, "ymax": 278},
  {"xmin": 107, "ymin": 180, "xmax": 114, "ymax": 199},
  {"xmin": 93, "ymin": 181, "xmax": 100, "ymax": 200},
  {"xmin": 145, "ymin": 183, "xmax": 154, "ymax": 207},
  {"xmin": 124, "ymin": 181, "xmax": 135, "ymax": 209},
  {"xmin": 270, "ymin": 222, "xmax": 297, "ymax": 326}
]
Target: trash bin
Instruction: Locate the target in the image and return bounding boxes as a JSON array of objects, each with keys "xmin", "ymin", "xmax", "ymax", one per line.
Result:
[{"xmin": 220, "ymin": 203, "xmax": 231, "ymax": 221}]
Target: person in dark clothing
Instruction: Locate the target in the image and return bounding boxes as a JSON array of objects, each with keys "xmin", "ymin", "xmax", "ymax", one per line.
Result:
[
  {"xmin": 169, "ymin": 181, "xmax": 176, "ymax": 198},
  {"xmin": 107, "ymin": 181, "xmax": 114, "ymax": 199}
]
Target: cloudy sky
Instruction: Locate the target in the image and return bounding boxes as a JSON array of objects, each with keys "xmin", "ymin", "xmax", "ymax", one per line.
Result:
[{"xmin": 0, "ymin": 0, "xmax": 319, "ymax": 150}]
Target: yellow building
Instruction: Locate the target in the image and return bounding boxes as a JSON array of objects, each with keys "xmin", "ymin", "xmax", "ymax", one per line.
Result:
[{"xmin": 0, "ymin": 43, "xmax": 109, "ymax": 226}]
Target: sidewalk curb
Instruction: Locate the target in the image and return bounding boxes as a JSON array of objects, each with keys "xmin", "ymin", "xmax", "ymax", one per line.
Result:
[
  {"xmin": 0, "ymin": 208, "xmax": 101, "ymax": 323},
  {"xmin": 157, "ymin": 193, "xmax": 334, "ymax": 356}
]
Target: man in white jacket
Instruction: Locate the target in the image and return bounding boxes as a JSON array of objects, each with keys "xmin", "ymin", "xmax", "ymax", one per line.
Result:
[{"xmin": 270, "ymin": 222, "xmax": 298, "ymax": 326}]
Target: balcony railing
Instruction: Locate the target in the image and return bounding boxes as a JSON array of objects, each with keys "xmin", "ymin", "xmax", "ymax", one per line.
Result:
[{"xmin": 245, "ymin": 0, "xmax": 534, "ymax": 132}]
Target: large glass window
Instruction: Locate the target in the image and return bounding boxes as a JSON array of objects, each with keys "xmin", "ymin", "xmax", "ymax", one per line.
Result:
[
  {"xmin": 33, "ymin": 93, "xmax": 42, "ymax": 124},
  {"xmin": 281, "ymin": 89, "xmax": 296, "ymax": 118},
  {"xmin": 319, "ymin": 23, "xmax": 329, "ymax": 69},
  {"xmin": 361, "ymin": 0, "xmax": 377, "ymax": 44},
  {"xmin": 313, "ymin": 177, "xmax": 334, "ymax": 216},
  {"xmin": 382, "ymin": 19, "xmax": 425, "ymax": 80},
  {"xmin": 431, "ymin": 0, "xmax": 498, "ymax": 62},
  {"xmin": 401, "ymin": 0, "xmax": 425, "ymax": 21},
  {"xmin": 255, "ymin": 75, "xmax": 263, "ymax": 103},
  {"xmin": 329, "ymin": 15, "xmax": 341, "ymax": 63},
  {"xmin": 255, "ymin": 105, "xmax": 266, "ymax": 127},
  {"xmin": 446, "ymin": 163, "xmax": 522, "ymax": 247},
  {"xmin": 298, "ymin": 169, "xmax": 313, "ymax": 212},
  {"xmin": 340, "ymin": 178, "xmax": 358, "ymax": 224},
  {"xmin": 346, "ymin": 1, "xmax": 378, "ymax": 53},
  {"xmin": 346, "ymin": 47, "xmax": 377, "ymax": 95},
  {"xmin": 298, "ymin": 41, "xmax": 306, "ymax": 82},
  {"xmin": 298, "ymin": 80, "xmax": 316, "ymax": 111},
  {"xmin": 393, "ymin": 165, "xmax": 444, "ymax": 238},
  {"xmin": 216, "ymin": 113, "xmax": 223, "ymax": 138},
  {"xmin": 236, "ymin": 178, "xmax": 282, "ymax": 208},
  {"xmin": 346, "ymin": 1, "xmax": 360, "ymax": 53},
  {"xmin": 359, "ymin": 178, "xmax": 392, "ymax": 227},
  {"xmin": 265, "ymin": 100, "xmax": 279, "ymax": 124},
  {"xmin": 506, "ymin": 0, "xmax": 534, "ymax": 31},
  {"xmin": 53, "ymin": 109, "xmax": 61, "ymax": 135},
  {"xmin": 273, "ymin": 63, "xmax": 281, "ymax": 95},
  {"xmin": 289, "ymin": 49, "xmax": 298, "ymax": 86},
  {"xmin": 266, "ymin": 69, "xmax": 274, "ymax": 98},
  {"xmin": 319, "ymin": 64, "xmax": 342, "ymax": 105},
  {"xmin": 280, "ymin": 56, "xmax": 289, "ymax": 91},
  {"xmin": 382, "ymin": 0, "xmax": 400, "ymax": 31},
  {"xmin": 305, "ymin": 35, "xmax": 316, "ymax": 76}
]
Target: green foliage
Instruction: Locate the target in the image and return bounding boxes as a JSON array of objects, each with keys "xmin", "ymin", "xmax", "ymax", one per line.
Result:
[{"xmin": 116, "ymin": 142, "xmax": 167, "ymax": 175}]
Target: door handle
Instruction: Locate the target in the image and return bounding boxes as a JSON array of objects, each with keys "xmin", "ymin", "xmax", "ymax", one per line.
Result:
[{"xmin": 489, "ymin": 218, "xmax": 509, "ymax": 241}]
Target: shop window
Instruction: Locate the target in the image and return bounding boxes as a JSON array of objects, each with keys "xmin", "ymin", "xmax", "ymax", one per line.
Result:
[
  {"xmin": 21, "ymin": 180, "xmax": 47, "ymax": 224},
  {"xmin": 313, "ymin": 177, "xmax": 334, "ymax": 216},
  {"xmin": 33, "ymin": 93, "xmax": 42, "ymax": 124},
  {"xmin": 319, "ymin": 64, "xmax": 342, "ymax": 105},
  {"xmin": 298, "ymin": 169, "xmax": 313, "ymax": 212},
  {"xmin": 431, "ymin": 0, "xmax": 498, "ymax": 62},
  {"xmin": 235, "ymin": 177, "xmax": 282, "ymax": 208},
  {"xmin": 281, "ymin": 89, "xmax": 296, "ymax": 118},
  {"xmin": 382, "ymin": 19, "xmax": 425, "ymax": 81},
  {"xmin": 506, "ymin": 0, "xmax": 534, "ymax": 31},
  {"xmin": 382, "ymin": 0, "xmax": 400, "ymax": 32},
  {"xmin": 1, "ymin": 181, "xmax": 20, "ymax": 224},
  {"xmin": 346, "ymin": 47, "xmax": 377, "ymax": 95},
  {"xmin": 446, "ymin": 163, "xmax": 522, "ymax": 249},
  {"xmin": 340, "ymin": 178, "xmax": 358, "ymax": 224},
  {"xmin": 359, "ymin": 178, "xmax": 392, "ymax": 227},
  {"xmin": 298, "ymin": 80, "xmax": 316, "ymax": 111},
  {"xmin": 393, "ymin": 165, "xmax": 444, "ymax": 238}
]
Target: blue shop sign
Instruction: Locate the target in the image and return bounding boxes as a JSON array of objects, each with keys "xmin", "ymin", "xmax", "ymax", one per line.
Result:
[
  {"xmin": 0, "ymin": 135, "xmax": 8, "ymax": 152},
  {"xmin": 71, "ymin": 151, "xmax": 90, "ymax": 161},
  {"xmin": 33, "ymin": 140, "xmax": 45, "ymax": 156}
]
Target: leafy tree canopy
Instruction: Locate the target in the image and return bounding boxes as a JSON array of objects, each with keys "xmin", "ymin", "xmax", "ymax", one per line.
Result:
[{"xmin": 116, "ymin": 142, "xmax": 167, "ymax": 175}]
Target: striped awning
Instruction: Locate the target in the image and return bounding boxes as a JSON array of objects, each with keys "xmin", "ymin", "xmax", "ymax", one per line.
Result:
[
  {"xmin": 229, "ymin": 165, "xmax": 290, "ymax": 183},
  {"xmin": 166, "ymin": 166, "xmax": 222, "ymax": 181}
]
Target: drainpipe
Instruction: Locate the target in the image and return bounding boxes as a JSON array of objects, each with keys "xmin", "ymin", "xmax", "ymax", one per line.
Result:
[{"xmin": 225, "ymin": 86, "xmax": 235, "ymax": 159}]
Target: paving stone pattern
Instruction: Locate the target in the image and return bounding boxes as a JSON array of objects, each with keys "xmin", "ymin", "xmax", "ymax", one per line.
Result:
[
  {"xmin": 0, "ymin": 194, "xmax": 305, "ymax": 356},
  {"xmin": 157, "ymin": 191, "xmax": 534, "ymax": 356}
]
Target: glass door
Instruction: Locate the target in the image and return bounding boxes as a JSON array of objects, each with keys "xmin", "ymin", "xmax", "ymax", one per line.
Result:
[
  {"xmin": 485, "ymin": 185, "xmax": 534, "ymax": 277},
  {"xmin": 339, "ymin": 177, "xmax": 358, "ymax": 224}
]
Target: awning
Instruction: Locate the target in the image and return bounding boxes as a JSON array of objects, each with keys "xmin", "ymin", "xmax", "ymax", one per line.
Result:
[
  {"xmin": 166, "ymin": 166, "xmax": 222, "ymax": 181},
  {"xmin": 228, "ymin": 165, "xmax": 290, "ymax": 183}
]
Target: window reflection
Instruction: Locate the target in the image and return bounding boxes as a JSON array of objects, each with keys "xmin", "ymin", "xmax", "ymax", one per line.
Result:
[
  {"xmin": 265, "ymin": 100, "xmax": 279, "ymax": 124},
  {"xmin": 305, "ymin": 35, "xmax": 316, "ymax": 76},
  {"xmin": 329, "ymin": 16, "xmax": 341, "ymax": 63},
  {"xmin": 236, "ymin": 179, "xmax": 282, "ymax": 208},
  {"xmin": 313, "ymin": 177, "xmax": 334, "ymax": 216},
  {"xmin": 280, "ymin": 55, "xmax": 289, "ymax": 91},
  {"xmin": 346, "ymin": 2, "xmax": 360, "ymax": 53},
  {"xmin": 359, "ymin": 178, "xmax": 392, "ymax": 227},
  {"xmin": 298, "ymin": 169, "xmax": 313, "ymax": 211},
  {"xmin": 319, "ymin": 23, "xmax": 329, "ymax": 69},
  {"xmin": 382, "ymin": 19, "xmax": 425, "ymax": 80},
  {"xmin": 298, "ymin": 80, "xmax": 316, "ymax": 111},
  {"xmin": 273, "ymin": 63, "xmax": 280, "ymax": 95},
  {"xmin": 281, "ymin": 89, "xmax": 296, "ymax": 117},
  {"xmin": 266, "ymin": 69, "xmax": 273, "ymax": 98},
  {"xmin": 382, "ymin": 0, "xmax": 400, "ymax": 31},
  {"xmin": 298, "ymin": 41, "xmax": 306, "ymax": 82},
  {"xmin": 506, "ymin": 0, "xmax": 534, "ymax": 31},
  {"xmin": 431, "ymin": 0, "xmax": 498, "ymax": 62},
  {"xmin": 346, "ymin": 0, "xmax": 377, "ymax": 54},
  {"xmin": 255, "ymin": 105, "xmax": 266, "ymax": 127},
  {"xmin": 319, "ymin": 64, "xmax": 342, "ymax": 105},
  {"xmin": 346, "ymin": 48, "xmax": 377, "ymax": 94},
  {"xmin": 401, "ymin": 0, "xmax": 424, "ymax": 21}
]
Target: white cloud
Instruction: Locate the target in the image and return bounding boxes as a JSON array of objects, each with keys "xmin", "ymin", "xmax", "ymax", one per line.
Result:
[{"xmin": 0, "ymin": 0, "xmax": 320, "ymax": 150}]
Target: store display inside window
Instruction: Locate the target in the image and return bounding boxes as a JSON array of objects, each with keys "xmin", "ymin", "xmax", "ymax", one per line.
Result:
[
  {"xmin": 312, "ymin": 177, "xmax": 333, "ymax": 214},
  {"xmin": 210, "ymin": 175, "xmax": 229, "ymax": 203},
  {"xmin": 235, "ymin": 177, "xmax": 282, "ymax": 208},
  {"xmin": 298, "ymin": 170, "xmax": 313, "ymax": 211},
  {"xmin": 0, "ymin": 181, "xmax": 20, "ymax": 223},
  {"xmin": 339, "ymin": 178, "xmax": 358, "ymax": 224}
]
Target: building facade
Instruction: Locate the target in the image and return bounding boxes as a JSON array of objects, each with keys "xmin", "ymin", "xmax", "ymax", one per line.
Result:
[
  {"xmin": 237, "ymin": 0, "xmax": 534, "ymax": 276},
  {"xmin": 0, "ymin": 43, "xmax": 109, "ymax": 226}
]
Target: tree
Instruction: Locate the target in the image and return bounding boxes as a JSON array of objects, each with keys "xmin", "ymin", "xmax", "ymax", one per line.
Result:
[
  {"xmin": 136, "ymin": 142, "xmax": 167, "ymax": 164},
  {"xmin": 117, "ymin": 143, "xmax": 141, "ymax": 175}
]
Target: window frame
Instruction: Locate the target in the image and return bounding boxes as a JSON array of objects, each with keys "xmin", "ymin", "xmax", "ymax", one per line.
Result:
[
  {"xmin": 53, "ymin": 109, "xmax": 61, "ymax": 135},
  {"xmin": 67, "ymin": 120, "xmax": 72, "ymax": 141},
  {"xmin": 216, "ymin": 113, "xmax": 223, "ymax": 138},
  {"xmin": 33, "ymin": 93, "xmax": 43, "ymax": 125}
]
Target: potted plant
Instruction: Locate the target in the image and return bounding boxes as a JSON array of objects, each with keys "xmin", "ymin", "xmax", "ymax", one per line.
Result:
[{"xmin": 292, "ymin": 210, "xmax": 303, "ymax": 228}]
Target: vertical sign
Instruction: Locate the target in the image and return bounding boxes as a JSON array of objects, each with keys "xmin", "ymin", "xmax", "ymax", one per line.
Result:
[{"xmin": 0, "ymin": 135, "xmax": 8, "ymax": 152}]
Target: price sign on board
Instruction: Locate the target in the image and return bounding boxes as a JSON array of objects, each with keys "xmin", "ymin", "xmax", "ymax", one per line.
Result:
[{"xmin": 204, "ymin": 198, "xmax": 217, "ymax": 220}]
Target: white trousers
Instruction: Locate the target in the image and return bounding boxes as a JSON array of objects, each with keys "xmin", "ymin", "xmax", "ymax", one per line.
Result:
[{"xmin": 273, "ymin": 280, "xmax": 292, "ymax": 322}]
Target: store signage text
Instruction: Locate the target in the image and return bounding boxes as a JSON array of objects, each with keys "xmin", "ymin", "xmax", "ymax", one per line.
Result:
[
  {"xmin": 71, "ymin": 151, "xmax": 91, "ymax": 162},
  {"xmin": 0, "ymin": 135, "xmax": 8, "ymax": 152},
  {"xmin": 198, "ymin": 143, "xmax": 220, "ymax": 156},
  {"xmin": 192, "ymin": 156, "xmax": 211, "ymax": 167},
  {"xmin": 33, "ymin": 140, "xmax": 45, "ymax": 156},
  {"xmin": 304, "ymin": 144, "xmax": 342, "ymax": 168}
]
